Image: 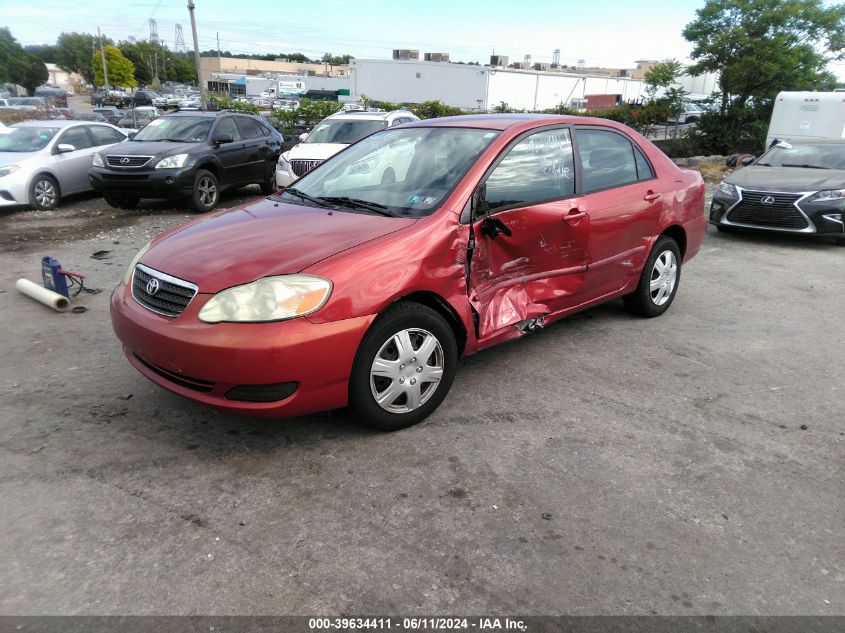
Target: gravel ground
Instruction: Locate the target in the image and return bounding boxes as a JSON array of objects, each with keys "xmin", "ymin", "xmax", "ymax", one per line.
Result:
[{"xmin": 0, "ymin": 183, "xmax": 843, "ymax": 616}]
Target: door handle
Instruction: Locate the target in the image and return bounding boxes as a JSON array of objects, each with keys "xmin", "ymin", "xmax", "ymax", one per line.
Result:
[
  {"xmin": 644, "ymin": 191, "xmax": 662, "ymax": 202},
  {"xmin": 563, "ymin": 209, "xmax": 587, "ymax": 223}
]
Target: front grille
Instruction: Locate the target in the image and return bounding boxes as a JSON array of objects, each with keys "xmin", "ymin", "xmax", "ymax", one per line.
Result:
[
  {"xmin": 135, "ymin": 355, "xmax": 214, "ymax": 393},
  {"xmin": 107, "ymin": 155, "xmax": 153, "ymax": 168},
  {"xmin": 290, "ymin": 159, "xmax": 323, "ymax": 177},
  {"xmin": 727, "ymin": 190, "xmax": 809, "ymax": 230},
  {"xmin": 132, "ymin": 263, "xmax": 197, "ymax": 317}
]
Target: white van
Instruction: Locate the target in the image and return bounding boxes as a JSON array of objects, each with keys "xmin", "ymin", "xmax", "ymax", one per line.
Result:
[{"xmin": 766, "ymin": 91, "xmax": 845, "ymax": 148}]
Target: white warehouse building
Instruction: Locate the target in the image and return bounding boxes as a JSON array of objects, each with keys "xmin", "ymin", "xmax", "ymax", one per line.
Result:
[{"xmin": 349, "ymin": 59, "xmax": 651, "ymax": 111}]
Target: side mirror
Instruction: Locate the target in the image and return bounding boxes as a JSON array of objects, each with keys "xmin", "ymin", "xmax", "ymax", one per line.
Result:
[
  {"xmin": 127, "ymin": 131, "xmax": 136, "ymax": 139},
  {"xmin": 214, "ymin": 133, "xmax": 233, "ymax": 145},
  {"xmin": 56, "ymin": 143, "xmax": 76, "ymax": 153},
  {"xmin": 298, "ymin": 132, "xmax": 308, "ymax": 142}
]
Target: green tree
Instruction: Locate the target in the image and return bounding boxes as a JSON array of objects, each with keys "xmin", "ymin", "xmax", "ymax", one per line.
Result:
[
  {"xmin": 56, "ymin": 32, "xmax": 107, "ymax": 84},
  {"xmin": 25, "ymin": 44, "xmax": 57, "ymax": 63},
  {"xmin": 0, "ymin": 27, "xmax": 25, "ymax": 85},
  {"xmin": 683, "ymin": 0, "xmax": 845, "ymax": 152},
  {"xmin": 20, "ymin": 53, "xmax": 48, "ymax": 94},
  {"xmin": 92, "ymin": 45, "xmax": 136, "ymax": 88},
  {"xmin": 643, "ymin": 59, "xmax": 685, "ymax": 101}
]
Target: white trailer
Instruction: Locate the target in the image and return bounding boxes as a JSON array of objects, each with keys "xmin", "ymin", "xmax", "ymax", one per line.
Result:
[{"xmin": 766, "ymin": 91, "xmax": 845, "ymax": 148}]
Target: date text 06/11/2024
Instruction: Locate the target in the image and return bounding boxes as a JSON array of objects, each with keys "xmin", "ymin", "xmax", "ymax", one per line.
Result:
[{"xmin": 308, "ymin": 618, "xmax": 528, "ymax": 631}]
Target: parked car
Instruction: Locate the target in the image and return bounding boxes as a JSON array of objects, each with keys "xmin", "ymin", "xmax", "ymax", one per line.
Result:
[
  {"xmin": 93, "ymin": 107, "xmax": 123, "ymax": 125},
  {"xmin": 34, "ymin": 87, "xmax": 68, "ymax": 108},
  {"xmin": 178, "ymin": 96, "xmax": 201, "ymax": 110},
  {"xmin": 276, "ymin": 109, "xmax": 420, "ymax": 187},
  {"xmin": 7, "ymin": 97, "xmax": 47, "ymax": 111},
  {"xmin": 89, "ymin": 110, "xmax": 282, "ymax": 211},
  {"xmin": 0, "ymin": 120, "xmax": 127, "ymax": 209},
  {"xmin": 668, "ymin": 103, "xmax": 704, "ymax": 124},
  {"xmin": 110, "ymin": 114, "xmax": 706, "ymax": 429},
  {"xmin": 117, "ymin": 110, "xmax": 156, "ymax": 130},
  {"xmin": 710, "ymin": 139, "xmax": 845, "ymax": 244},
  {"xmin": 131, "ymin": 89, "xmax": 161, "ymax": 108}
]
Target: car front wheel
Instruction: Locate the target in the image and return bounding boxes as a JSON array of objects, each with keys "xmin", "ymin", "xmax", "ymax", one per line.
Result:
[
  {"xmin": 349, "ymin": 302, "xmax": 458, "ymax": 431},
  {"xmin": 190, "ymin": 169, "xmax": 219, "ymax": 212},
  {"xmin": 623, "ymin": 236, "xmax": 681, "ymax": 317},
  {"xmin": 259, "ymin": 160, "xmax": 277, "ymax": 195},
  {"xmin": 29, "ymin": 175, "xmax": 60, "ymax": 210}
]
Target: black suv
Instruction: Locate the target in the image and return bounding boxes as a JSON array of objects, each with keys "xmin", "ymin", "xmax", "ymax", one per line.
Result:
[
  {"xmin": 131, "ymin": 89, "xmax": 160, "ymax": 107},
  {"xmin": 89, "ymin": 111, "xmax": 283, "ymax": 212}
]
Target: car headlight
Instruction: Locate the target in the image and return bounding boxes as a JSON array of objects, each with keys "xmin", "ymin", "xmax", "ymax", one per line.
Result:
[
  {"xmin": 807, "ymin": 189, "xmax": 845, "ymax": 203},
  {"xmin": 92, "ymin": 152, "xmax": 104, "ymax": 167},
  {"xmin": 198, "ymin": 275, "xmax": 332, "ymax": 323},
  {"xmin": 155, "ymin": 153, "xmax": 188, "ymax": 169},
  {"xmin": 0, "ymin": 165, "xmax": 19, "ymax": 177},
  {"xmin": 123, "ymin": 241, "xmax": 152, "ymax": 286},
  {"xmin": 277, "ymin": 153, "xmax": 290, "ymax": 168},
  {"xmin": 717, "ymin": 181, "xmax": 738, "ymax": 197},
  {"xmin": 349, "ymin": 157, "xmax": 378, "ymax": 175}
]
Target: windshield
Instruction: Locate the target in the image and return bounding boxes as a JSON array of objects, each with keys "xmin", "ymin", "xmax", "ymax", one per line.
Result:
[
  {"xmin": 131, "ymin": 116, "xmax": 211, "ymax": 142},
  {"xmin": 0, "ymin": 126, "xmax": 59, "ymax": 152},
  {"xmin": 756, "ymin": 143, "xmax": 845, "ymax": 169},
  {"xmin": 305, "ymin": 119, "xmax": 388, "ymax": 145},
  {"xmin": 275, "ymin": 127, "xmax": 500, "ymax": 218}
]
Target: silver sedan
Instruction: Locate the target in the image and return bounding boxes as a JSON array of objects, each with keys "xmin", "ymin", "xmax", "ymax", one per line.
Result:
[{"xmin": 0, "ymin": 120, "xmax": 127, "ymax": 210}]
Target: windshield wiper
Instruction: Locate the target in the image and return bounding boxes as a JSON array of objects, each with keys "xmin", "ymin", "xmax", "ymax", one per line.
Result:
[
  {"xmin": 283, "ymin": 187, "xmax": 337, "ymax": 208},
  {"xmin": 320, "ymin": 196, "xmax": 393, "ymax": 216},
  {"xmin": 781, "ymin": 163, "xmax": 830, "ymax": 169}
]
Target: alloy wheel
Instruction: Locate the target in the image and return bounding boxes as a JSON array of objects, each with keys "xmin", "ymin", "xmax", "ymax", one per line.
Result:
[
  {"xmin": 649, "ymin": 250, "xmax": 677, "ymax": 306},
  {"xmin": 34, "ymin": 179, "xmax": 57, "ymax": 208},
  {"xmin": 369, "ymin": 328, "xmax": 444, "ymax": 414},
  {"xmin": 197, "ymin": 176, "xmax": 217, "ymax": 207}
]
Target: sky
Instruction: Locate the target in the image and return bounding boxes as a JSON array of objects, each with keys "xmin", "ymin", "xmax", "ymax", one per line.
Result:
[
  {"xmin": 4, "ymin": 0, "xmax": 706, "ymax": 68},
  {"xmin": 4, "ymin": 0, "xmax": 844, "ymax": 79}
]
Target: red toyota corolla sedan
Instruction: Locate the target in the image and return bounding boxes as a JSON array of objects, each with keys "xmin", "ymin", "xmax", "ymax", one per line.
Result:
[{"xmin": 111, "ymin": 114, "xmax": 706, "ymax": 430}]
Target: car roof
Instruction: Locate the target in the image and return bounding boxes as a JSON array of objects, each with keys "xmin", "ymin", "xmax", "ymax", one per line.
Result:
[
  {"xmin": 407, "ymin": 113, "xmax": 632, "ymax": 131},
  {"xmin": 772, "ymin": 139, "xmax": 845, "ymax": 145},
  {"xmin": 327, "ymin": 109, "xmax": 417, "ymax": 121},
  {"xmin": 13, "ymin": 119, "xmax": 92, "ymax": 129}
]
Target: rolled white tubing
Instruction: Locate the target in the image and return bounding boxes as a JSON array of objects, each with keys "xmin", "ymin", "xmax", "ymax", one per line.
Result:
[{"xmin": 16, "ymin": 278, "xmax": 71, "ymax": 312}]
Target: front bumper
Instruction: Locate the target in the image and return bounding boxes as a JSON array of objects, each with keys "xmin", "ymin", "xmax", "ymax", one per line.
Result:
[
  {"xmin": 275, "ymin": 164, "xmax": 297, "ymax": 188},
  {"xmin": 0, "ymin": 171, "xmax": 33, "ymax": 207},
  {"xmin": 110, "ymin": 282, "xmax": 374, "ymax": 418},
  {"xmin": 90, "ymin": 165, "xmax": 196, "ymax": 198},
  {"xmin": 710, "ymin": 188, "xmax": 845, "ymax": 236}
]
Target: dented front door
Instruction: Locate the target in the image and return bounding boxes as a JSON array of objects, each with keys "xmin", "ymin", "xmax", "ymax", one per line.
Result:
[{"xmin": 467, "ymin": 127, "xmax": 589, "ymax": 341}]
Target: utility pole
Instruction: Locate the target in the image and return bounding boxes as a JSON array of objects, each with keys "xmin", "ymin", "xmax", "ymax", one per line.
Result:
[
  {"xmin": 187, "ymin": 0, "xmax": 207, "ymax": 108},
  {"xmin": 217, "ymin": 32, "xmax": 221, "ymax": 65},
  {"xmin": 98, "ymin": 26, "xmax": 110, "ymax": 91}
]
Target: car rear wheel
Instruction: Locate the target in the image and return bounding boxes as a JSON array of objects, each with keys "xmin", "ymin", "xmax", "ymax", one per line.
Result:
[
  {"xmin": 103, "ymin": 195, "xmax": 139, "ymax": 210},
  {"xmin": 190, "ymin": 169, "xmax": 218, "ymax": 212},
  {"xmin": 349, "ymin": 302, "xmax": 457, "ymax": 431},
  {"xmin": 623, "ymin": 236, "xmax": 681, "ymax": 318},
  {"xmin": 29, "ymin": 175, "xmax": 60, "ymax": 210},
  {"xmin": 259, "ymin": 161, "xmax": 277, "ymax": 195}
]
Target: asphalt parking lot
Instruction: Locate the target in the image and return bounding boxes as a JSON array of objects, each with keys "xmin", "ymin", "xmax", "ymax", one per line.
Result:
[{"xmin": 0, "ymin": 186, "xmax": 843, "ymax": 616}]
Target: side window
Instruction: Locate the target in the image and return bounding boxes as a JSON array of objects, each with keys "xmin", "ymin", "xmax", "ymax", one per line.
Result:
[
  {"xmin": 236, "ymin": 117, "xmax": 262, "ymax": 139},
  {"xmin": 89, "ymin": 125, "xmax": 125, "ymax": 146},
  {"xmin": 576, "ymin": 128, "xmax": 638, "ymax": 192},
  {"xmin": 255, "ymin": 120, "xmax": 271, "ymax": 136},
  {"xmin": 215, "ymin": 117, "xmax": 242, "ymax": 141},
  {"xmin": 58, "ymin": 126, "xmax": 93, "ymax": 150},
  {"xmin": 634, "ymin": 145, "xmax": 654, "ymax": 180},
  {"xmin": 484, "ymin": 128, "xmax": 575, "ymax": 212}
]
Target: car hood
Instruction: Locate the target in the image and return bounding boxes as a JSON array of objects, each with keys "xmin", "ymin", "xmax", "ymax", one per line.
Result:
[
  {"xmin": 286, "ymin": 143, "xmax": 348, "ymax": 161},
  {"xmin": 104, "ymin": 140, "xmax": 198, "ymax": 157},
  {"xmin": 727, "ymin": 166, "xmax": 845, "ymax": 192},
  {"xmin": 0, "ymin": 151, "xmax": 39, "ymax": 167},
  {"xmin": 141, "ymin": 198, "xmax": 417, "ymax": 293}
]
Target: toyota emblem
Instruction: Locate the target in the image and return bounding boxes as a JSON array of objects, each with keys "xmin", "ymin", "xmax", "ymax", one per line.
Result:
[
  {"xmin": 146, "ymin": 278, "xmax": 160, "ymax": 295},
  {"xmin": 761, "ymin": 195, "xmax": 775, "ymax": 205},
  {"xmin": 120, "ymin": 157, "xmax": 130, "ymax": 165}
]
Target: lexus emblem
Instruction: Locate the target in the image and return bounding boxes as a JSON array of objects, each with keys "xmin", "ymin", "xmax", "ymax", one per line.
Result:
[
  {"xmin": 761, "ymin": 196, "xmax": 775, "ymax": 205},
  {"xmin": 120, "ymin": 157, "xmax": 130, "ymax": 165},
  {"xmin": 146, "ymin": 278, "xmax": 160, "ymax": 295}
]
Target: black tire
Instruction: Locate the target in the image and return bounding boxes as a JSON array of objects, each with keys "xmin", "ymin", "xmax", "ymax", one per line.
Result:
[
  {"xmin": 190, "ymin": 169, "xmax": 219, "ymax": 212},
  {"xmin": 259, "ymin": 160, "xmax": 277, "ymax": 195},
  {"xmin": 349, "ymin": 302, "xmax": 458, "ymax": 431},
  {"xmin": 623, "ymin": 236, "xmax": 682, "ymax": 318},
  {"xmin": 29, "ymin": 174, "xmax": 60, "ymax": 210},
  {"xmin": 103, "ymin": 194, "xmax": 140, "ymax": 210}
]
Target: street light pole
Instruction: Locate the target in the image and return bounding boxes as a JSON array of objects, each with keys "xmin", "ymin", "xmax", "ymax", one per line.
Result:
[
  {"xmin": 98, "ymin": 26, "xmax": 110, "ymax": 91},
  {"xmin": 187, "ymin": 0, "xmax": 207, "ymax": 108}
]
